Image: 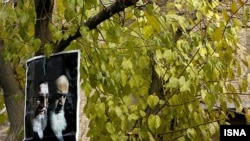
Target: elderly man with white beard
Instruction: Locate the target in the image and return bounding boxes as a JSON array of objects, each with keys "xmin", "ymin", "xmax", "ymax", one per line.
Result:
[
  {"xmin": 32, "ymin": 82, "xmax": 49, "ymax": 141},
  {"xmin": 43, "ymin": 75, "xmax": 74, "ymax": 141}
]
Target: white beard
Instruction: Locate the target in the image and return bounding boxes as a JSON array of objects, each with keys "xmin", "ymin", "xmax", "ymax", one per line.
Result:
[
  {"xmin": 50, "ymin": 110, "xmax": 67, "ymax": 141},
  {"xmin": 32, "ymin": 114, "xmax": 47, "ymax": 139}
]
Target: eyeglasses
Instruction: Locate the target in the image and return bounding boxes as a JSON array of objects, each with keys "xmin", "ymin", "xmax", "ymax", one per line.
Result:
[{"xmin": 55, "ymin": 93, "xmax": 67, "ymax": 99}]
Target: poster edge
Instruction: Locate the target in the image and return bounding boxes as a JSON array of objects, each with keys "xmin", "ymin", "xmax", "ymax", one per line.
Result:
[{"xmin": 76, "ymin": 50, "xmax": 80, "ymax": 141}]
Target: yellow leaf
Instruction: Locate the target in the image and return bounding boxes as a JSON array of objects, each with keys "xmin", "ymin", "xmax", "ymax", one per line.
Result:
[
  {"xmin": 199, "ymin": 46, "xmax": 207, "ymax": 57},
  {"xmin": 147, "ymin": 95, "xmax": 159, "ymax": 108},
  {"xmin": 56, "ymin": 0, "xmax": 65, "ymax": 18},
  {"xmin": 143, "ymin": 25, "xmax": 154, "ymax": 38},
  {"xmin": 212, "ymin": 28, "xmax": 222, "ymax": 41},
  {"xmin": 122, "ymin": 59, "xmax": 133, "ymax": 70},
  {"xmin": 230, "ymin": 2, "xmax": 238, "ymax": 13},
  {"xmin": 222, "ymin": 9, "xmax": 228, "ymax": 22}
]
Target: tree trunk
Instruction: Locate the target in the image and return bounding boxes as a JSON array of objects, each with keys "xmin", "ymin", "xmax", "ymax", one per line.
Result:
[
  {"xmin": 0, "ymin": 40, "xmax": 24, "ymax": 141},
  {"xmin": 34, "ymin": 0, "xmax": 54, "ymax": 55}
]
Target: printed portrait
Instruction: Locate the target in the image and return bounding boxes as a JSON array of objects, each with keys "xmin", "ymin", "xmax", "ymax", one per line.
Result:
[{"xmin": 24, "ymin": 50, "xmax": 80, "ymax": 141}]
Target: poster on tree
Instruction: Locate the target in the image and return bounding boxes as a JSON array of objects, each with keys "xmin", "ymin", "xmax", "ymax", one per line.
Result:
[{"xmin": 23, "ymin": 50, "xmax": 80, "ymax": 141}]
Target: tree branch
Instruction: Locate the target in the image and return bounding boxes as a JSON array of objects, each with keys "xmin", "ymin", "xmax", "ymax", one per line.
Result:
[{"xmin": 54, "ymin": 0, "xmax": 139, "ymax": 53}]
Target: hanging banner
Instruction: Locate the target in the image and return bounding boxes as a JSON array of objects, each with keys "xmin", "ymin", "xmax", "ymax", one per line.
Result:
[{"xmin": 24, "ymin": 50, "xmax": 80, "ymax": 141}]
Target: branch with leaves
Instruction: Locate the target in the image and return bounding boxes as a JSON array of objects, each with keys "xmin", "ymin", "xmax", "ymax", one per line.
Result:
[{"xmin": 54, "ymin": 0, "xmax": 139, "ymax": 53}]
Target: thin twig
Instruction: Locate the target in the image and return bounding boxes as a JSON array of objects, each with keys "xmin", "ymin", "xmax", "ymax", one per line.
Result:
[{"xmin": 159, "ymin": 118, "xmax": 225, "ymax": 136}]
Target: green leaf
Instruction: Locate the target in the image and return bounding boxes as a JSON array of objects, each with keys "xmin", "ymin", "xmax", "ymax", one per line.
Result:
[
  {"xmin": 179, "ymin": 76, "xmax": 190, "ymax": 92},
  {"xmin": 168, "ymin": 94, "xmax": 179, "ymax": 105},
  {"xmin": 209, "ymin": 122, "xmax": 219, "ymax": 135},
  {"xmin": 239, "ymin": 78, "xmax": 248, "ymax": 92},
  {"xmin": 106, "ymin": 27, "xmax": 121, "ymax": 42},
  {"xmin": 204, "ymin": 93, "xmax": 216, "ymax": 111},
  {"xmin": 115, "ymin": 106, "xmax": 122, "ymax": 117},
  {"xmin": 163, "ymin": 49, "xmax": 173, "ymax": 62},
  {"xmin": 187, "ymin": 128, "xmax": 197, "ymax": 140},
  {"xmin": 76, "ymin": 0, "xmax": 83, "ymax": 7},
  {"xmin": 227, "ymin": 83, "xmax": 236, "ymax": 93},
  {"xmin": 20, "ymin": 12, "xmax": 29, "ymax": 23},
  {"xmin": 167, "ymin": 76, "xmax": 179, "ymax": 88},
  {"xmin": 106, "ymin": 122, "xmax": 115, "ymax": 134},
  {"xmin": 220, "ymin": 99, "xmax": 227, "ymax": 112},
  {"xmin": 199, "ymin": 45, "xmax": 207, "ymax": 57},
  {"xmin": 138, "ymin": 56, "xmax": 149, "ymax": 69},
  {"xmin": 122, "ymin": 59, "xmax": 133, "ymax": 70},
  {"xmin": 128, "ymin": 113, "xmax": 139, "ymax": 121},
  {"xmin": 146, "ymin": 4, "xmax": 154, "ymax": 15},
  {"xmin": 213, "ymin": 68, "xmax": 220, "ymax": 80},
  {"xmin": 148, "ymin": 115, "xmax": 161, "ymax": 132},
  {"xmin": 95, "ymin": 102, "xmax": 106, "ymax": 117},
  {"xmin": 121, "ymin": 70, "xmax": 127, "ymax": 86},
  {"xmin": 64, "ymin": 8, "xmax": 75, "ymax": 22},
  {"xmin": 53, "ymin": 30, "xmax": 63, "ymax": 41},
  {"xmin": 139, "ymin": 110, "xmax": 146, "ymax": 117},
  {"xmin": 201, "ymin": 90, "xmax": 207, "ymax": 101},
  {"xmin": 175, "ymin": 3, "xmax": 182, "ymax": 10},
  {"xmin": 147, "ymin": 95, "xmax": 159, "ymax": 108},
  {"xmin": 155, "ymin": 65, "xmax": 165, "ymax": 77},
  {"xmin": 44, "ymin": 43, "xmax": 53, "ymax": 56},
  {"xmin": 122, "ymin": 95, "xmax": 131, "ymax": 106},
  {"xmin": 242, "ymin": 7, "xmax": 250, "ymax": 26}
]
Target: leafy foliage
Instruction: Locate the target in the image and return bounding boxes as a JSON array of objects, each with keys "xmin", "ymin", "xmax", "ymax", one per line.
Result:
[{"xmin": 0, "ymin": 0, "xmax": 250, "ymax": 140}]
